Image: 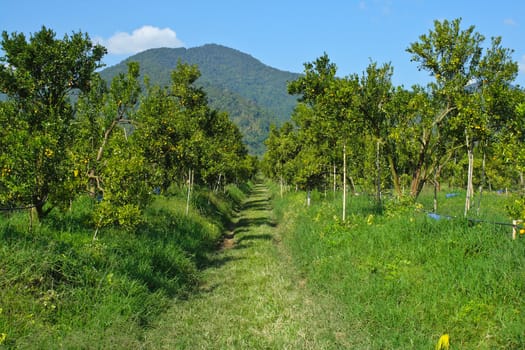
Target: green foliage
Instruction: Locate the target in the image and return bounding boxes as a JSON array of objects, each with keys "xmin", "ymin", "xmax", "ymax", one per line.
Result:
[
  {"xmin": 2, "ymin": 31, "xmax": 254, "ymax": 229},
  {"xmin": 0, "ymin": 179, "xmax": 245, "ymax": 347},
  {"xmin": 497, "ymin": 99, "xmax": 525, "ymax": 174},
  {"xmin": 267, "ymin": 55, "xmax": 397, "ymax": 198},
  {"xmin": 0, "ymin": 26, "xmax": 106, "ymax": 218},
  {"xmin": 262, "ymin": 122, "xmax": 300, "ymax": 185},
  {"xmin": 269, "ymin": 55, "xmax": 353, "ymax": 192},
  {"xmin": 1, "ymin": 32, "xmax": 255, "ymax": 348},
  {"xmin": 274, "ymin": 188, "xmax": 525, "ymax": 348},
  {"xmin": 100, "ymin": 44, "xmax": 300, "ymax": 155},
  {"xmin": 134, "ymin": 61, "xmax": 253, "ymax": 193},
  {"xmin": 205, "ymin": 82, "xmax": 274, "ymax": 155},
  {"xmin": 73, "ymin": 62, "xmax": 152, "ymax": 230},
  {"xmin": 266, "ymin": 17, "xmax": 524, "ymax": 212},
  {"xmin": 406, "ymin": 18, "xmax": 519, "ymax": 197},
  {"xmin": 506, "ymin": 196, "xmax": 525, "ymax": 220}
]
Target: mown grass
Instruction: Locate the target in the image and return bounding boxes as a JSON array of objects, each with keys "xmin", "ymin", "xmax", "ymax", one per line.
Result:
[
  {"xmin": 273, "ymin": 186, "xmax": 525, "ymax": 349},
  {"xmin": 143, "ymin": 181, "xmax": 361, "ymax": 349},
  {"xmin": 0, "ymin": 184, "xmax": 248, "ymax": 349}
]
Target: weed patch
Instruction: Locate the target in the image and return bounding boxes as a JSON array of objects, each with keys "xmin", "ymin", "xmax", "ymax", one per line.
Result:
[
  {"xmin": 0, "ymin": 185, "xmax": 243, "ymax": 348},
  {"xmin": 275, "ymin": 190, "xmax": 525, "ymax": 349}
]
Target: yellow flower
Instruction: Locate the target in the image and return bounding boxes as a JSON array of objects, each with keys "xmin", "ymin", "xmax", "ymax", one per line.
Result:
[
  {"xmin": 44, "ymin": 148, "xmax": 54, "ymax": 158},
  {"xmin": 435, "ymin": 334, "xmax": 450, "ymax": 350},
  {"xmin": 0, "ymin": 333, "xmax": 6, "ymax": 344},
  {"xmin": 520, "ymin": 229, "xmax": 525, "ymax": 235},
  {"xmin": 106, "ymin": 273, "xmax": 114, "ymax": 285},
  {"xmin": 73, "ymin": 169, "xmax": 79, "ymax": 177}
]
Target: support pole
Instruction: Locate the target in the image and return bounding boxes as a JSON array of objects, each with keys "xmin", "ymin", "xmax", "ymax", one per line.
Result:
[
  {"xmin": 343, "ymin": 144, "xmax": 347, "ymax": 222},
  {"xmin": 186, "ymin": 169, "xmax": 193, "ymax": 216}
]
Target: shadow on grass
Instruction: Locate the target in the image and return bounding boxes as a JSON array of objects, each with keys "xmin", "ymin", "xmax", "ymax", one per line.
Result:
[
  {"xmin": 233, "ymin": 233, "xmax": 274, "ymax": 250},
  {"xmin": 236, "ymin": 233, "xmax": 273, "ymax": 243},
  {"xmin": 187, "ymin": 183, "xmax": 276, "ymax": 293},
  {"xmin": 241, "ymin": 198, "xmax": 271, "ymax": 211},
  {"xmin": 198, "ymin": 254, "xmax": 244, "ymax": 269},
  {"xmin": 234, "ymin": 217, "xmax": 276, "ymax": 232}
]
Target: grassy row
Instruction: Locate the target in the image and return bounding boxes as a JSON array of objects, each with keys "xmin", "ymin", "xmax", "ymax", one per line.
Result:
[
  {"xmin": 272, "ymin": 186, "xmax": 525, "ymax": 349},
  {"xmin": 0, "ymin": 184, "xmax": 248, "ymax": 349}
]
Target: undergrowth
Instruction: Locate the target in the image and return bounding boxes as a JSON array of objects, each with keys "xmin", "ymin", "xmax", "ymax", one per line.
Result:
[
  {"xmin": 273, "ymin": 185, "xmax": 525, "ymax": 349},
  {"xmin": 0, "ymin": 184, "xmax": 248, "ymax": 348}
]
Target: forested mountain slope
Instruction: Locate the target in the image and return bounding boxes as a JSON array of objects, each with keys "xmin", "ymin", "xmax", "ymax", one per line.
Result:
[{"xmin": 100, "ymin": 44, "xmax": 300, "ymax": 154}]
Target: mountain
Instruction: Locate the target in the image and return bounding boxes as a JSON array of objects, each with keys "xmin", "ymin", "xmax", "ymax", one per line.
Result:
[{"xmin": 99, "ymin": 44, "xmax": 301, "ymax": 155}]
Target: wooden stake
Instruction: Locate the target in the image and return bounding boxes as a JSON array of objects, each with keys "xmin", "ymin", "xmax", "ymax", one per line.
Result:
[
  {"xmin": 29, "ymin": 207, "xmax": 33, "ymax": 233},
  {"xmin": 186, "ymin": 169, "xmax": 193, "ymax": 216},
  {"xmin": 307, "ymin": 190, "xmax": 311, "ymax": 207},
  {"xmin": 464, "ymin": 134, "xmax": 474, "ymax": 218},
  {"xmin": 512, "ymin": 220, "xmax": 522, "ymax": 240},
  {"xmin": 343, "ymin": 144, "xmax": 347, "ymax": 222},
  {"xmin": 333, "ymin": 163, "xmax": 337, "ymax": 198},
  {"xmin": 376, "ymin": 139, "xmax": 381, "ymax": 205},
  {"xmin": 279, "ymin": 174, "xmax": 283, "ymax": 198},
  {"xmin": 433, "ymin": 168, "xmax": 438, "ymax": 213}
]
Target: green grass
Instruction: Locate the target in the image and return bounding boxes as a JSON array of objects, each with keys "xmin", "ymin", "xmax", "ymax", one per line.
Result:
[
  {"xmin": 0, "ymin": 185, "xmax": 247, "ymax": 348},
  {"xmin": 3, "ymin": 181, "xmax": 522, "ymax": 348},
  {"xmin": 273, "ymin": 188, "xmax": 525, "ymax": 349},
  {"xmin": 416, "ymin": 186, "xmax": 514, "ymax": 223},
  {"xmin": 142, "ymin": 181, "xmax": 362, "ymax": 349}
]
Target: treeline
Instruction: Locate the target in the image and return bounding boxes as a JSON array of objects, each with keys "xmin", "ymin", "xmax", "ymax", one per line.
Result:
[
  {"xmin": 0, "ymin": 26, "xmax": 256, "ymax": 228},
  {"xmin": 130, "ymin": 44, "xmax": 299, "ymax": 121},
  {"xmin": 99, "ymin": 44, "xmax": 301, "ymax": 155},
  {"xmin": 263, "ymin": 18, "xmax": 525, "ymax": 214},
  {"xmin": 203, "ymin": 81, "xmax": 276, "ymax": 155}
]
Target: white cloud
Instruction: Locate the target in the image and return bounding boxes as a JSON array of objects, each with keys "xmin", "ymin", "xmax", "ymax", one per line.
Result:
[
  {"xmin": 358, "ymin": 0, "xmax": 392, "ymax": 15},
  {"xmin": 96, "ymin": 25, "xmax": 184, "ymax": 54},
  {"xmin": 504, "ymin": 18, "xmax": 518, "ymax": 26}
]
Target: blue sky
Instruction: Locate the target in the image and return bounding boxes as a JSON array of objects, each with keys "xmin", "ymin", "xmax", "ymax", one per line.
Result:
[{"xmin": 2, "ymin": 0, "xmax": 525, "ymax": 87}]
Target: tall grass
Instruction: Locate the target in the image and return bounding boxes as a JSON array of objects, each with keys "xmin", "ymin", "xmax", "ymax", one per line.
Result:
[
  {"xmin": 274, "ymin": 188, "xmax": 525, "ymax": 349},
  {"xmin": 0, "ymin": 184, "xmax": 248, "ymax": 348}
]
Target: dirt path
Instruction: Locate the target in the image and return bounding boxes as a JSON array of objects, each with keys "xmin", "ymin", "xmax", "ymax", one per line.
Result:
[{"xmin": 141, "ymin": 182, "xmax": 353, "ymax": 349}]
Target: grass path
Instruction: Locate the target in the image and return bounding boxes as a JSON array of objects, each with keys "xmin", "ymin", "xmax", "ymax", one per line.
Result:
[{"xmin": 141, "ymin": 182, "xmax": 355, "ymax": 349}]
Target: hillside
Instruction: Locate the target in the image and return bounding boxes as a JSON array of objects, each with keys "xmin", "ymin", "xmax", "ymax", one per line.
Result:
[{"xmin": 100, "ymin": 44, "xmax": 301, "ymax": 155}]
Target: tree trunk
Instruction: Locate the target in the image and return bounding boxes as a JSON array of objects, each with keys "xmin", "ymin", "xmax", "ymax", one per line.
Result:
[
  {"xmin": 387, "ymin": 154, "xmax": 402, "ymax": 197},
  {"xmin": 97, "ymin": 119, "xmax": 119, "ymax": 162},
  {"xmin": 410, "ymin": 130, "xmax": 431, "ymax": 198},
  {"xmin": 86, "ymin": 117, "xmax": 125, "ymax": 200},
  {"xmin": 349, "ymin": 176, "xmax": 356, "ymax": 195},
  {"xmin": 410, "ymin": 156, "xmax": 427, "ymax": 199},
  {"xmin": 32, "ymin": 193, "xmax": 48, "ymax": 221}
]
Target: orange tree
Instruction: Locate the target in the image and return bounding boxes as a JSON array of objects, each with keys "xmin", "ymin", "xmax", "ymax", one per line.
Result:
[{"xmin": 0, "ymin": 26, "xmax": 105, "ymax": 218}]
